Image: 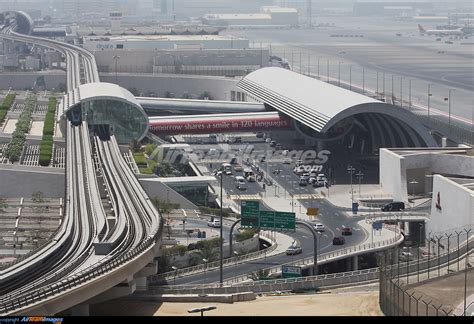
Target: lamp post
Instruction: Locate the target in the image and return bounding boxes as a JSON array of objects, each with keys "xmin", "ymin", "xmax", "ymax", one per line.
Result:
[
  {"xmin": 376, "ymin": 71, "xmax": 379, "ymax": 95},
  {"xmin": 445, "ymin": 89, "xmax": 455, "ymax": 133},
  {"xmin": 219, "ymin": 171, "xmax": 224, "ymax": 284},
  {"xmin": 113, "ymin": 55, "xmax": 120, "ymax": 84},
  {"xmin": 355, "ymin": 171, "xmax": 364, "ymax": 197},
  {"xmin": 400, "ymin": 76, "xmax": 403, "ymax": 107},
  {"xmin": 409, "ymin": 179, "xmax": 418, "ymax": 206},
  {"xmin": 171, "ymin": 266, "xmax": 178, "ymax": 285},
  {"xmin": 347, "ymin": 165, "xmax": 355, "ymax": 202},
  {"xmin": 409, "ymin": 79, "xmax": 413, "ymax": 110},
  {"xmin": 349, "ymin": 64, "xmax": 352, "ymax": 90},
  {"xmin": 233, "ymin": 251, "xmax": 239, "ymax": 282},
  {"xmin": 317, "ymin": 56, "xmax": 321, "ymax": 79},
  {"xmin": 418, "ymin": 223, "xmax": 423, "ymax": 282},
  {"xmin": 338, "ymin": 61, "xmax": 342, "ymax": 86},
  {"xmin": 326, "ymin": 59, "xmax": 329, "ymax": 82},
  {"xmin": 362, "ymin": 67, "xmax": 365, "ymax": 94},
  {"xmin": 455, "ymin": 230, "xmax": 462, "ymax": 271},
  {"xmin": 464, "ymin": 228, "xmax": 472, "ymax": 316},
  {"xmin": 427, "ymin": 84, "xmax": 432, "ymax": 125}
]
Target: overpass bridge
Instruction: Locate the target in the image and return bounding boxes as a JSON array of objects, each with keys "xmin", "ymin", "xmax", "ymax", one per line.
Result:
[{"xmin": 0, "ymin": 13, "xmax": 161, "ymax": 315}]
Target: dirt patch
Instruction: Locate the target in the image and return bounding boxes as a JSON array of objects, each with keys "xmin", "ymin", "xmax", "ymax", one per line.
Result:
[{"xmin": 91, "ymin": 291, "xmax": 383, "ymax": 316}]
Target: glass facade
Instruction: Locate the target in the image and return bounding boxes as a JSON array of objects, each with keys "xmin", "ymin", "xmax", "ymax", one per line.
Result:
[{"xmin": 82, "ymin": 99, "xmax": 148, "ymax": 144}]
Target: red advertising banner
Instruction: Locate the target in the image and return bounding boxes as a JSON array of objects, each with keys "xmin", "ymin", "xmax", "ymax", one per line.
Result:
[{"xmin": 149, "ymin": 114, "xmax": 293, "ymax": 134}]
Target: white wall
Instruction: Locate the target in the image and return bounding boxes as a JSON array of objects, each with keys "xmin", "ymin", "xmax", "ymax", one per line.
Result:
[
  {"xmin": 427, "ymin": 175, "xmax": 473, "ymax": 235},
  {"xmin": 380, "ymin": 148, "xmax": 404, "ymax": 201}
]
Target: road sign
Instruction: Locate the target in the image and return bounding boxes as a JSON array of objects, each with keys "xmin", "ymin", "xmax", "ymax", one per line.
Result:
[
  {"xmin": 306, "ymin": 207, "xmax": 319, "ymax": 216},
  {"xmin": 274, "ymin": 211, "xmax": 295, "ymax": 230},
  {"xmin": 372, "ymin": 221, "xmax": 383, "ymax": 230},
  {"xmin": 241, "ymin": 200, "xmax": 259, "ymax": 227},
  {"xmin": 259, "ymin": 210, "xmax": 275, "ymax": 229},
  {"xmin": 282, "ymin": 265, "xmax": 302, "ymax": 278}
]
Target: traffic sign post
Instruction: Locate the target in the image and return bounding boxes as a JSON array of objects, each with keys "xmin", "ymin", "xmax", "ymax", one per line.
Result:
[
  {"xmin": 274, "ymin": 211, "xmax": 296, "ymax": 230},
  {"xmin": 241, "ymin": 201, "xmax": 259, "ymax": 227},
  {"xmin": 259, "ymin": 210, "xmax": 275, "ymax": 229},
  {"xmin": 282, "ymin": 265, "xmax": 302, "ymax": 278}
]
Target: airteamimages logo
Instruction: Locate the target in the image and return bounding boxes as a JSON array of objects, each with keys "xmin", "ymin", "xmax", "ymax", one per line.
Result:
[
  {"xmin": 147, "ymin": 144, "xmax": 331, "ymax": 167},
  {"xmin": 0, "ymin": 318, "xmax": 63, "ymax": 324}
]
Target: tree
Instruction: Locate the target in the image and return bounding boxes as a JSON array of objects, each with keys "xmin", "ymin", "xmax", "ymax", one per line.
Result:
[
  {"xmin": 248, "ymin": 268, "xmax": 271, "ymax": 281},
  {"xmin": 0, "ymin": 197, "xmax": 8, "ymax": 212},
  {"xmin": 129, "ymin": 139, "xmax": 141, "ymax": 153},
  {"xmin": 199, "ymin": 91, "xmax": 212, "ymax": 100},
  {"xmin": 195, "ymin": 243, "xmax": 218, "ymax": 262},
  {"xmin": 154, "ymin": 161, "xmax": 173, "ymax": 177}
]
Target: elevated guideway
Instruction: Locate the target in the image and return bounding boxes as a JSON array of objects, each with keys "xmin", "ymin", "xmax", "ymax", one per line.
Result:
[{"xmin": 0, "ymin": 14, "xmax": 162, "ymax": 315}]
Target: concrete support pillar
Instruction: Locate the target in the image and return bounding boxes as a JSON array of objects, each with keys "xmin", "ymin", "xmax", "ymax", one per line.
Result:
[
  {"xmin": 352, "ymin": 256, "xmax": 358, "ymax": 271},
  {"xmin": 346, "ymin": 258, "xmax": 352, "ymax": 271},
  {"xmin": 70, "ymin": 303, "xmax": 89, "ymax": 316},
  {"xmin": 136, "ymin": 276, "xmax": 147, "ymax": 290}
]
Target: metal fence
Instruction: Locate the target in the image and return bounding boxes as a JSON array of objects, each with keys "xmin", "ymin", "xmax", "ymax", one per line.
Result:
[{"xmin": 379, "ymin": 228, "xmax": 473, "ymax": 316}]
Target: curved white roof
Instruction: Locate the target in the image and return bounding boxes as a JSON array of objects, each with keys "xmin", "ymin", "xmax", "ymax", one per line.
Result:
[
  {"xmin": 237, "ymin": 67, "xmax": 380, "ymax": 132},
  {"xmin": 237, "ymin": 67, "xmax": 437, "ymax": 146},
  {"xmin": 77, "ymin": 82, "xmax": 142, "ymax": 108}
]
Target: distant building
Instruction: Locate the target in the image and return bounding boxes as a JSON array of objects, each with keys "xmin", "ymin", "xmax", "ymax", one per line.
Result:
[
  {"xmin": 82, "ymin": 35, "xmax": 249, "ymax": 52},
  {"xmin": 353, "ymin": 1, "xmax": 434, "ymax": 16},
  {"xmin": 202, "ymin": 6, "xmax": 298, "ymax": 27}
]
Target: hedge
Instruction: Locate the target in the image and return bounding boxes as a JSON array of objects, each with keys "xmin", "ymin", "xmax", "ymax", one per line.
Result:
[
  {"xmin": 38, "ymin": 98, "xmax": 57, "ymax": 166},
  {"xmin": 133, "ymin": 153, "xmax": 148, "ymax": 166},
  {"xmin": 0, "ymin": 93, "xmax": 16, "ymax": 124},
  {"xmin": 4, "ymin": 94, "xmax": 35, "ymax": 162}
]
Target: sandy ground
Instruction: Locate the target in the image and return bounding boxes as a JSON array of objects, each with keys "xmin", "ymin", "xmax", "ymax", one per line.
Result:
[
  {"xmin": 3, "ymin": 119, "xmax": 17, "ymax": 134},
  {"xmin": 91, "ymin": 287, "xmax": 383, "ymax": 316},
  {"xmin": 29, "ymin": 121, "xmax": 44, "ymax": 136}
]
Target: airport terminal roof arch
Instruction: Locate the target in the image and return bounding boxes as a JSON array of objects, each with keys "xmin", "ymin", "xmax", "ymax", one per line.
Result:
[
  {"xmin": 237, "ymin": 67, "xmax": 437, "ymax": 147},
  {"xmin": 62, "ymin": 82, "xmax": 149, "ymax": 144},
  {"xmin": 0, "ymin": 11, "xmax": 33, "ymax": 35}
]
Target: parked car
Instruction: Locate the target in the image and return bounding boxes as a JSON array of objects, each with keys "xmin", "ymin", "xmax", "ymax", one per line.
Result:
[
  {"xmin": 207, "ymin": 219, "xmax": 221, "ymax": 228},
  {"xmin": 295, "ymin": 160, "xmax": 303, "ymax": 167},
  {"xmin": 313, "ymin": 223, "xmax": 325, "ymax": 232},
  {"xmin": 286, "ymin": 245, "xmax": 303, "ymax": 255},
  {"xmin": 333, "ymin": 236, "xmax": 345, "ymax": 245},
  {"xmin": 270, "ymin": 140, "xmax": 277, "ymax": 147},
  {"xmin": 235, "ymin": 176, "xmax": 247, "ymax": 190},
  {"xmin": 399, "ymin": 251, "xmax": 414, "ymax": 262},
  {"xmin": 381, "ymin": 201, "xmax": 405, "ymax": 212},
  {"xmin": 342, "ymin": 227, "xmax": 353, "ymax": 235},
  {"xmin": 233, "ymin": 164, "xmax": 243, "ymax": 172}
]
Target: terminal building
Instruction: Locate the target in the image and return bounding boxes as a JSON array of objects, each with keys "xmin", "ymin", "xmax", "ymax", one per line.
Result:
[{"xmin": 202, "ymin": 6, "xmax": 298, "ymax": 27}]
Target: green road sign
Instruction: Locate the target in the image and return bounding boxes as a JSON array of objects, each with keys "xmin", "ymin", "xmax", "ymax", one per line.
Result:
[
  {"xmin": 282, "ymin": 265, "xmax": 301, "ymax": 278},
  {"xmin": 259, "ymin": 210, "xmax": 275, "ymax": 229},
  {"xmin": 274, "ymin": 211, "xmax": 296, "ymax": 230},
  {"xmin": 241, "ymin": 200, "xmax": 259, "ymax": 227}
]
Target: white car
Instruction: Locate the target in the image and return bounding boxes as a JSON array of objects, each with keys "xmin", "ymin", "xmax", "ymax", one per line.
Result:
[
  {"xmin": 207, "ymin": 219, "xmax": 221, "ymax": 228},
  {"xmin": 313, "ymin": 223, "xmax": 325, "ymax": 232}
]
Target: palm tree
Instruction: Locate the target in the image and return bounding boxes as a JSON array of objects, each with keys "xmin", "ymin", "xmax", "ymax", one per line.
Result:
[
  {"xmin": 249, "ymin": 268, "xmax": 271, "ymax": 281},
  {"xmin": 196, "ymin": 244, "xmax": 218, "ymax": 263}
]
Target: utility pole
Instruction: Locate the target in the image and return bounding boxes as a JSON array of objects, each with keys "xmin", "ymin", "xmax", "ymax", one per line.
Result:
[{"xmin": 307, "ymin": 0, "xmax": 312, "ymax": 28}]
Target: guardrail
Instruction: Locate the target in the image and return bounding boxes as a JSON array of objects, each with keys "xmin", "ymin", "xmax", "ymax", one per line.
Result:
[
  {"xmin": 0, "ymin": 235, "xmax": 157, "ymax": 314},
  {"xmin": 365, "ymin": 213, "xmax": 429, "ymax": 224},
  {"xmin": 149, "ymin": 230, "xmax": 277, "ymax": 283},
  {"xmin": 225, "ymin": 231, "xmax": 404, "ymax": 285}
]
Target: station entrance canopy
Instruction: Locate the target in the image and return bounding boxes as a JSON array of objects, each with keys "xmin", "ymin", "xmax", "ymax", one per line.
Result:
[
  {"xmin": 60, "ymin": 82, "xmax": 149, "ymax": 144},
  {"xmin": 237, "ymin": 67, "xmax": 436, "ymax": 147}
]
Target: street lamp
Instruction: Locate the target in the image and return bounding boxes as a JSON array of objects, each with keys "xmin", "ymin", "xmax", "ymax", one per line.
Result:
[
  {"xmin": 171, "ymin": 266, "xmax": 178, "ymax": 285},
  {"xmin": 408, "ymin": 79, "xmax": 413, "ymax": 110},
  {"xmin": 112, "ymin": 55, "xmax": 120, "ymax": 84},
  {"xmin": 338, "ymin": 61, "xmax": 342, "ymax": 86},
  {"xmin": 326, "ymin": 59, "xmax": 330, "ymax": 82},
  {"xmin": 427, "ymin": 84, "xmax": 432, "ymax": 124},
  {"xmin": 233, "ymin": 250, "xmax": 239, "ymax": 282},
  {"xmin": 355, "ymin": 171, "xmax": 364, "ymax": 197},
  {"xmin": 445, "ymin": 89, "xmax": 455, "ymax": 133},
  {"xmin": 347, "ymin": 165, "xmax": 355, "ymax": 202},
  {"xmin": 217, "ymin": 170, "xmax": 224, "ymax": 285},
  {"xmin": 409, "ymin": 179, "xmax": 418, "ymax": 205},
  {"xmin": 349, "ymin": 64, "xmax": 352, "ymax": 90}
]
